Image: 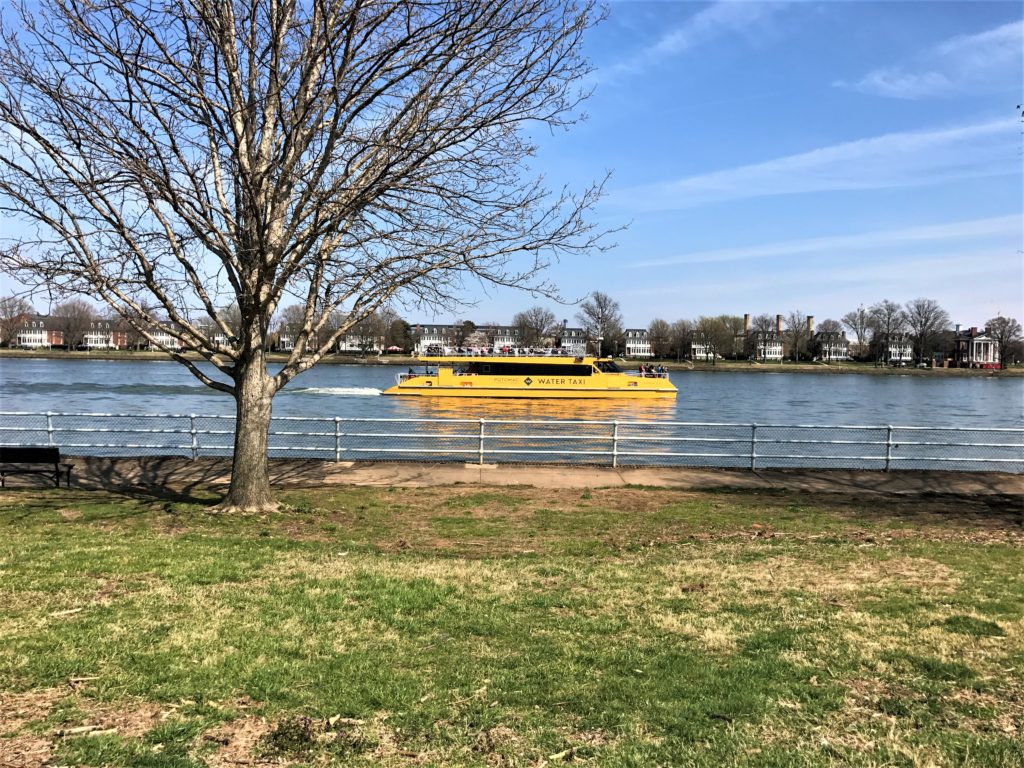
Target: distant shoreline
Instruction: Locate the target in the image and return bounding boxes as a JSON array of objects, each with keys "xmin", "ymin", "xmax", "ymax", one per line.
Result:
[{"xmin": 2, "ymin": 348, "xmax": 1020, "ymax": 377}]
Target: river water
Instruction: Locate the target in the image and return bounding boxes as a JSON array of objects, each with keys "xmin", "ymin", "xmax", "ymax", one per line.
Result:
[{"xmin": 1, "ymin": 358, "xmax": 1021, "ymax": 427}]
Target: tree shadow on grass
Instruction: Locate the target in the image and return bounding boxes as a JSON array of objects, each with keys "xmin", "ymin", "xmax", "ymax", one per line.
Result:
[{"xmin": 2, "ymin": 455, "xmax": 352, "ymax": 510}]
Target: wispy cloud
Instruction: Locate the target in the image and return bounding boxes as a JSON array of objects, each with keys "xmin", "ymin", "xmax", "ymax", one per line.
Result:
[
  {"xmin": 621, "ymin": 248, "xmax": 1017, "ymax": 303},
  {"xmin": 597, "ymin": 2, "xmax": 788, "ymax": 83},
  {"xmin": 628, "ymin": 215, "xmax": 1021, "ymax": 269},
  {"xmin": 835, "ymin": 20, "xmax": 1023, "ymax": 99},
  {"xmin": 608, "ymin": 118, "xmax": 1018, "ymax": 211}
]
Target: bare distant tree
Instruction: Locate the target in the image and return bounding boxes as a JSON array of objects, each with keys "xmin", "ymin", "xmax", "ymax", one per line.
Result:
[
  {"xmin": 717, "ymin": 315, "xmax": 745, "ymax": 359},
  {"xmin": 746, "ymin": 313, "xmax": 776, "ymax": 361},
  {"xmin": 52, "ymin": 298, "xmax": 96, "ymax": 350},
  {"xmin": 116, "ymin": 315, "xmax": 148, "ymax": 351},
  {"xmin": 275, "ymin": 305, "xmax": 308, "ymax": 350},
  {"xmin": 669, "ymin": 318, "xmax": 693, "ymax": 362},
  {"xmin": 576, "ymin": 291, "xmax": 623, "ymax": 356},
  {"xmin": 0, "ymin": 0, "xmax": 607, "ymax": 511},
  {"xmin": 351, "ymin": 312, "xmax": 386, "ymax": 356},
  {"xmin": 868, "ymin": 300, "xmax": 908, "ymax": 364},
  {"xmin": 695, "ymin": 316, "xmax": 730, "ymax": 365},
  {"xmin": 841, "ymin": 305, "xmax": 871, "ymax": 359},
  {"xmin": 647, "ymin": 318, "xmax": 671, "ymax": 358},
  {"xmin": 750, "ymin": 314, "xmax": 776, "ymax": 335},
  {"xmin": 986, "ymin": 316, "xmax": 1023, "ymax": 369},
  {"xmin": 513, "ymin": 306, "xmax": 557, "ymax": 348},
  {"xmin": 810, "ymin": 318, "xmax": 845, "ymax": 361},
  {"xmin": 785, "ymin": 311, "xmax": 809, "ymax": 361},
  {"xmin": 904, "ymin": 298, "xmax": 950, "ymax": 364},
  {"xmin": 0, "ymin": 294, "xmax": 31, "ymax": 347}
]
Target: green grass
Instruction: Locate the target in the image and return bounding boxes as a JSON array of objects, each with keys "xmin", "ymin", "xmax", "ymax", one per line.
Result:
[{"xmin": 1, "ymin": 484, "xmax": 1022, "ymax": 767}]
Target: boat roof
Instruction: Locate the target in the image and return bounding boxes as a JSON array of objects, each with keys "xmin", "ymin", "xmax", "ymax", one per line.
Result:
[{"xmin": 416, "ymin": 354, "xmax": 605, "ymax": 364}]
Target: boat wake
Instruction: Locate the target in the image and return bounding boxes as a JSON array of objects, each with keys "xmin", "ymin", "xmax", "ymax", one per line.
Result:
[{"xmin": 286, "ymin": 386, "xmax": 382, "ymax": 396}]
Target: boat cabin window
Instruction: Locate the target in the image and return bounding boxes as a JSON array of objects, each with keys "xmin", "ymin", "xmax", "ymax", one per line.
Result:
[
  {"xmin": 595, "ymin": 360, "xmax": 622, "ymax": 373},
  {"xmin": 462, "ymin": 362, "xmax": 592, "ymax": 377}
]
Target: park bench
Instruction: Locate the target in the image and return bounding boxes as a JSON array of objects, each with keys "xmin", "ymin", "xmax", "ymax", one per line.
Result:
[{"xmin": 0, "ymin": 446, "xmax": 74, "ymax": 487}]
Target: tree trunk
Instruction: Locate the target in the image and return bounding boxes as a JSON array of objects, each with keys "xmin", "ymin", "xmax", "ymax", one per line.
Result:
[{"xmin": 224, "ymin": 350, "xmax": 277, "ymax": 512}]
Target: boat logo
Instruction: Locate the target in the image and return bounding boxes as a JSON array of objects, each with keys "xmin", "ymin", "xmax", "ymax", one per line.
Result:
[{"xmin": 523, "ymin": 377, "xmax": 533, "ymax": 386}]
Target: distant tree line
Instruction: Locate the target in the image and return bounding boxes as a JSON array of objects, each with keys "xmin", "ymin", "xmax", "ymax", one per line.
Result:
[
  {"xmin": 3, "ymin": 292, "xmax": 1022, "ymax": 368},
  {"xmin": 640, "ymin": 298, "xmax": 1021, "ymax": 368}
]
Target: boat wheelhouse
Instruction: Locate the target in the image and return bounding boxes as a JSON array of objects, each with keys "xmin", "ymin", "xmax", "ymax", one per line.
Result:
[{"xmin": 383, "ymin": 355, "xmax": 677, "ymax": 398}]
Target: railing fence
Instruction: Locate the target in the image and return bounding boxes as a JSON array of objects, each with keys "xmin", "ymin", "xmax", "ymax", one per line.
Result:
[{"xmin": 1, "ymin": 412, "xmax": 1021, "ymax": 472}]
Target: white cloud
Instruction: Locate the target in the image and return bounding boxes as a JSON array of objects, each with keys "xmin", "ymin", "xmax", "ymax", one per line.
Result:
[
  {"xmin": 628, "ymin": 215, "xmax": 1021, "ymax": 268},
  {"xmin": 608, "ymin": 118, "xmax": 1018, "ymax": 211},
  {"xmin": 836, "ymin": 20, "xmax": 1023, "ymax": 99},
  {"xmin": 598, "ymin": 2, "xmax": 788, "ymax": 82}
]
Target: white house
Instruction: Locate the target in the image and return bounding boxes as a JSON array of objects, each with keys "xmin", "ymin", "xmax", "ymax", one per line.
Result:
[
  {"xmin": 83, "ymin": 319, "xmax": 116, "ymax": 349},
  {"xmin": 885, "ymin": 337, "xmax": 913, "ymax": 364},
  {"xmin": 16, "ymin": 315, "xmax": 51, "ymax": 348},
  {"xmin": 556, "ymin": 326, "xmax": 586, "ymax": 355},
  {"xmin": 750, "ymin": 332, "xmax": 784, "ymax": 362},
  {"xmin": 623, "ymin": 328, "xmax": 652, "ymax": 358},
  {"xmin": 690, "ymin": 337, "xmax": 718, "ymax": 361}
]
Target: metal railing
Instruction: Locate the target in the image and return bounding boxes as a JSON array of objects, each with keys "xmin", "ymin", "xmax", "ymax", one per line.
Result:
[{"xmin": 0, "ymin": 412, "xmax": 1021, "ymax": 472}]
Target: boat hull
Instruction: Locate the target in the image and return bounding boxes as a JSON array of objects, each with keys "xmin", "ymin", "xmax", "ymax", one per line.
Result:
[{"xmin": 382, "ymin": 384, "xmax": 676, "ymax": 398}]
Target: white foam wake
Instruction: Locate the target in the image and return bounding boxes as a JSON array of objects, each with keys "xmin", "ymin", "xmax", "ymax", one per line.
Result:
[{"xmin": 287, "ymin": 386, "xmax": 382, "ymax": 396}]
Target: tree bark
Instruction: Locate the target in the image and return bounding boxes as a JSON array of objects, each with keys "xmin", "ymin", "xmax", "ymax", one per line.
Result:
[{"xmin": 224, "ymin": 350, "xmax": 276, "ymax": 512}]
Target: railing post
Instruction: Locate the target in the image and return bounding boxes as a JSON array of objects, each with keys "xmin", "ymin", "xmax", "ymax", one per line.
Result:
[
  {"xmin": 478, "ymin": 419, "xmax": 485, "ymax": 465},
  {"xmin": 190, "ymin": 414, "xmax": 198, "ymax": 460},
  {"xmin": 335, "ymin": 417, "xmax": 342, "ymax": 462},
  {"xmin": 46, "ymin": 412, "xmax": 54, "ymax": 446},
  {"xmin": 885, "ymin": 425, "xmax": 893, "ymax": 472},
  {"xmin": 750, "ymin": 424, "xmax": 757, "ymax": 470},
  {"xmin": 612, "ymin": 421, "xmax": 619, "ymax": 468}
]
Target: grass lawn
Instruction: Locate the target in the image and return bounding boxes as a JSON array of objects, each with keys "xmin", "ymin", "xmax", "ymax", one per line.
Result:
[{"xmin": 1, "ymin": 483, "xmax": 1021, "ymax": 767}]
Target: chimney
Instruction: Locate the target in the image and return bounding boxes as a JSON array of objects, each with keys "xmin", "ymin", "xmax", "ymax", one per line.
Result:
[
  {"xmin": 807, "ymin": 315, "xmax": 814, "ymax": 335},
  {"xmin": 776, "ymin": 314, "xmax": 783, "ymax": 334},
  {"xmin": 743, "ymin": 313, "xmax": 751, "ymax": 333},
  {"xmin": 955, "ymin": 324, "xmax": 961, "ymax": 334},
  {"xmin": 970, "ymin": 327, "xmax": 978, "ymax": 336}
]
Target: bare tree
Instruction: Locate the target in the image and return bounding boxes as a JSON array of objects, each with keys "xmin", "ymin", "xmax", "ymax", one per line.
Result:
[
  {"xmin": 785, "ymin": 311, "xmax": 808, "ymax": 361},
  {"xmin": 986, "ymin": 315, "xmax": 1023, "ymax": 369},
  {"xmin": 719, "ymin": 314, "xmax": 745, "ymax": 360},
  {"xmin": 0, "ymin": 294, "xmax": 31, "ymax": 347},
  {"xmin": 275, "ymin": 304, "xmax": 308, "ymax": 350},
  {"xmin": 52, "ymin": 298, "xmax": 96, "ymax": 350},
  {"xmin": 868, "ymin": 300, "xmax": 907, "ymax": 364},
  {"xmin": 841, "ymin": 305, "xmax": 871, "ymax": 360},
  {"xmin": 647, "ymin": 318, "xmax": 670, "ymax": 358},
  {"xmin": 669, "ymin": 318, "xmax": 693, "ymax": 362},
  {"xmin": 351, "ymin": 312, "xmax": 385, "ymax": 356},
  {"xmin": 513, "ymin": 306, "xmax": 557, "ymax": 348},
  {"xmin": 576, "ymin": 291, "xmax": 623, "ymax": 356},
  {"xmin": 694, "ymin": 316, "xmax": 730, "ymax": 365},
  {"xmin": 904, "ymin": 298, "xmax": 950, "ymax": 364},
  {"xmin": 810, "ymin": 318, "xmax": 844, "ymax": 361},
  {"xmin": 0, "ymin": 0, "xmax": 606, "ymax": 511},
  {"xmin": 747, "ymin": 313, "xmax": 776, "ymax": 361}
]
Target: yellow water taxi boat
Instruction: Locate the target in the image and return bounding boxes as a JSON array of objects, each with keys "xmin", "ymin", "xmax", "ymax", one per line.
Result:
[{"xmin": 383, "ymin": 355, "xmax": 677, "ymax": 398}]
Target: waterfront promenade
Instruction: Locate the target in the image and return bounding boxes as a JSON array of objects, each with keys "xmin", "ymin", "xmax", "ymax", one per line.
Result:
[{"xmin": 38, "ymin": 455, "xmax": 1024, "ymax": 498}]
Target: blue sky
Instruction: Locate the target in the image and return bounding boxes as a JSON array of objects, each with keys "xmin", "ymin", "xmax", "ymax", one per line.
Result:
[
  {"xmin": 468, "ymin": 0, "xmax": 1023, "ymax": 329},
  {"xmin": 3, "ymin": 1, "xmax": 1020, "ymax": 331}
]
